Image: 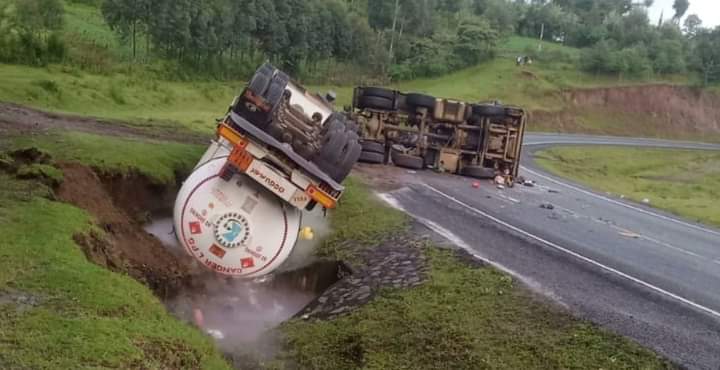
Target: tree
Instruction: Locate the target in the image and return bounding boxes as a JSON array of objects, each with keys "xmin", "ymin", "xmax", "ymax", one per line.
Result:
[
  {"xmin": 693, "ymin": 28, "xmax": 720, "ymax": 85},
  {"xmin": 15, "ymin": 0, "xmax": 64, "ymax": 32},
  {"xmin": 102, "ymin": 0, "xmax": 150, "ymax": 60},
  {"xmin": 454, "ymin": 17, "xmax": 498, "ymax": 66},
  {"xmin": 683, "ymin": 14, "xmax": 702, "ymax": 37},
  {"xmin": 672, "ymin": 0, "xmax": 689, "ymax": 23}
]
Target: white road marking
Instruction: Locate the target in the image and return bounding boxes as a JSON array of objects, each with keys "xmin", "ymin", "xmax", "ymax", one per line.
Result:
[
  {"xmin": 422, "ymin": 184, "xmax": 720, "ymax": 320},
  {"xmin": 524, "ymin": 140, "xmax": 720, "ymax": 150},
  {"xmin": 377, "ymin": 192, "xmax": 568, "ymax": 306},
  {"xmin": 522, "ymin": 167, "xmax": 720, "ymax": 238}
]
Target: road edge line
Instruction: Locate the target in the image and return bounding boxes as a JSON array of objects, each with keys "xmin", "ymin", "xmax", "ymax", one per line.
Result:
[
  {"xmin": 422, "ymin": 183, "xmax": 720, "ymax": 320},
  {"xmin": 521, "ymin": 167, "xmax": 720, "ymax": 238}
]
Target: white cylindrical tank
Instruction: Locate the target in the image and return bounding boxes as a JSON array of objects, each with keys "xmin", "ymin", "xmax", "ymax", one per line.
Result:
[{"xmin": 174, "ymin": 142, "xmax": 301, "ymax": 278}]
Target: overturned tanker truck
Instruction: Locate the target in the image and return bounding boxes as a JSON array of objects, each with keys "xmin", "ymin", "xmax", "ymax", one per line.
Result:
[{"xmin": 173, "ymin": 63, "xmax": 361, "ymax": 278}]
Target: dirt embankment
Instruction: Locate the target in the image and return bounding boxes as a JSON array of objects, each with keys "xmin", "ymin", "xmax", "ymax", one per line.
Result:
[
  {"xmin": 533, "ymin": 84, "xmax": 720, "ymax": 139},
  {"xmin": 57, "ymin": 163, "xmax": 200, "ymax": 298}
]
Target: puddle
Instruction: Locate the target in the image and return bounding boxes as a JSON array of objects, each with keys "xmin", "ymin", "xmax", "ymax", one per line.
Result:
[{"xmin": 144, "ymin": 213, "xmax": 345, "ymax": 351}]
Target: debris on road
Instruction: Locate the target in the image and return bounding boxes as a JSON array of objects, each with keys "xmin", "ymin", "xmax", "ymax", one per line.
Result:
[
  {"xmin": 540, "ymin": 203, "xmax": 555, "ymax": 210},
  {"xmin": 497, "ymin": 184, "xmax": 506, "ymax": 190},
  {"xmin": 472, "ymin": 181, "xmax": 481, "ymax": 189},
  {"xmin": 548, "ymin": 189, "xmax": 560, "ymax": 194},
  {"xmin": 522, "ymin": 179, "xmax": 536, "ymax": 187}
]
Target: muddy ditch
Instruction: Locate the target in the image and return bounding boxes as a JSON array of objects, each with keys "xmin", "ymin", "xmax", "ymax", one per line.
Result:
[{"xmin": 3, "ymin": 149, "xmax": 351, "ymax": 363}]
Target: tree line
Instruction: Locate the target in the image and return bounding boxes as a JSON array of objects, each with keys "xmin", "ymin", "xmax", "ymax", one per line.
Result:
[
  {"xmin": 2, "ymin": 0, "xmax": 720, "ymax": 85},
  {"xmin": 0, "ymin": 0, "xmax": 66, "ymax": 66}
]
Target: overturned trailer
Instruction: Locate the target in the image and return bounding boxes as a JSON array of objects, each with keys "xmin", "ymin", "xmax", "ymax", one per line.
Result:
[{"xmin": 350, "ymin": 87, "xmax": 526, "ymax": 185}]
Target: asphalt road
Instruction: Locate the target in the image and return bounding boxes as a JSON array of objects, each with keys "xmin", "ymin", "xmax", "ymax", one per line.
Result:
[{"xmin": 376, "ymin": 133, "xmax": 720, "ymax": 369}]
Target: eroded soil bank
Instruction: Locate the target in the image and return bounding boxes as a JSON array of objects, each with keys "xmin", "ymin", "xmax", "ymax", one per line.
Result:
[{"xmin": 533, "ymin": 85, "xmax": 720, "ymax": 139}]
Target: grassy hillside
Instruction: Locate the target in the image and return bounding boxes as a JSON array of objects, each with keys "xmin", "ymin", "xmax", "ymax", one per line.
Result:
[
  {"xmin": 0, "ymin": 3, "xmax": 708, "ymax": 138},
  {"xmin": 0, "ymin": 133, "xmax": 230, "ymax": 369}
]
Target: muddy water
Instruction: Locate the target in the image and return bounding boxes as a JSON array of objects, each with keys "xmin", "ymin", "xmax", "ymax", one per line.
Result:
[{"xmin": 144, "ymin": 212, "xmax": 340, "ymax": 351}]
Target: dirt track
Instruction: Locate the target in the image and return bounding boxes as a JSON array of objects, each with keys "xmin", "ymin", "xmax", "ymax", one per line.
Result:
[{"xmin": 0, "ymin": 102, "xmax": 207, "ymax": 144}]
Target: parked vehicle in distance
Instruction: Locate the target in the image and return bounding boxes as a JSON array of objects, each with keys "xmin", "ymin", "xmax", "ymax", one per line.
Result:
[{"xmin": 350, "ymin": 87, "xmax": 526, "ymax": 186}]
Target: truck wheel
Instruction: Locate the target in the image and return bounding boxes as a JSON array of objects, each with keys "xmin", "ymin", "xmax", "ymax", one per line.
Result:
[
  {"xmin": 265, "ymin": 71, "xmax": 290, "ymax": 108},
  {"xmin": 358, "ymin": 96, "xmax": 393, "ymax": 110},
  {"xmin": 265, "ymin": 79, "xmax": 287, "ymax": 109},
  {"xmin": 472, "ymin": 104, "xmax": 505, "ymax": 117},
  {"xmin": 361, "ymin": 87, "xmax": 395, "ymax": 100},
  {"xmin": 333, "ymin": 140, "xmax": 362, "ymax": 182},
  {"xmin": 406, "ymin": 93, "xmax": 436, "ymax": 110},
  {"xmin": 359, "ymin": 151, "xmax": 384, "ymax": 164},
  {"xmin": 391, "ymin": 151, "xmax": 424, "ymax": 170},
  {"xmin": 248, "ymin": 73, "xmax": 270, "ymax": 96},
  {"xmin": 461, "ymin": 165, "xmax": 495, "ymax": 179},
  {"xmin": 318, "ymin": 128, "xmax": 347, "ymax": 160},
  {"xmin": 361, "ymin": 140, "xmax": 384, "ymax": 154},
  {"xmin": 345, "ymin": 120, "xmax": 359, "ymax": 134},
  {"xmin": 322, "ymin": 115, "xmax": 344, "ymax": 135},
  {"xmin": 506, "ymin": 107, "xmax": 524, "ymax": 118},
  {"xmin": 256, "ymin": 63, "xmax": 275, "ymax": 77}
]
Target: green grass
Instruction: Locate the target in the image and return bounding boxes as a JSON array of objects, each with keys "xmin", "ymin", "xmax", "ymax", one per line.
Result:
[
  {"xmin": 279, "ymin": 247, "xmax": 671, "ymax": 370},
  {"xmin": 499, "ymin": 36, "xmax": 582, "ymax": 58},
  {"xmin": 315, "ymin": 177, "xmax": 409, "ymax": 264},
  {"xmin": 535, "ymin": 146, "xmax": 720, "ymax": 227},
  {"xmin": 0, "ymin": 172, "xmax": 230, "ymax": 369},
  {"xmin": 0, "ymin": 63, "xmax": 238, "ymax": 133},
  {"xmin": 0, "ymin": 131, "xmax": 205, "ymax": 184}
]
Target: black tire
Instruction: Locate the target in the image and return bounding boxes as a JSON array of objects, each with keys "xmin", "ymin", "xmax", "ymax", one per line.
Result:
[
  {"xmin": 391, "ymin": 151, "xmax": 424, "ymax": 170},
  {"xmin": 248, "ymin": 73, "xmax": 270, "ymax": 96},
  {"xmin": 406, "ymin": 93, "xmax": 436, "ymax": 109},
  {"xmin": 318, "ymin": 129, "xmax": 348, "ymax": 160},
  {"xmin": 361, "ymin": 140, "xmax": 384, "ymax": 154},
  {"xmin": 322, "ymin": 118, "xmax": 344, "ymax": 135},
  {"xmin": 359, "ymin": 151, "xmax": 384, "ymax": 164},
  {"xmin": 345, "ymin": 120, "xmax": 359, "ymax": 134},
  {"xmin": 256, "ymin": 63, "xmax": 275, "ymax": 77},
  {"xmin": 506, "ymin": 107, "xmax": 524, "ymax": 118},
  {"xmin": 265, "ymin": 80, "xmax": 286, "ymax": 108},
  {"xmin": 361, "ymin": 87, "xmax": 395, "ymax": 100},
  {"xmin": 472, "ymin": 104, "xmax": 505, "ymax": 117},
  {"xmin": 358, "ymin": 96, "xmax": 394, "ymax": 110},
  {"xmin": 332, "ymin": 140, "xmax": 362, "ymax": 182},
  {"xmin": 461, "ymin": 165, "xmax": 495, "ymax": 179},
  {"xmin": 322, "ymin": 112, "xmax": 347, "ymax": 135}
]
